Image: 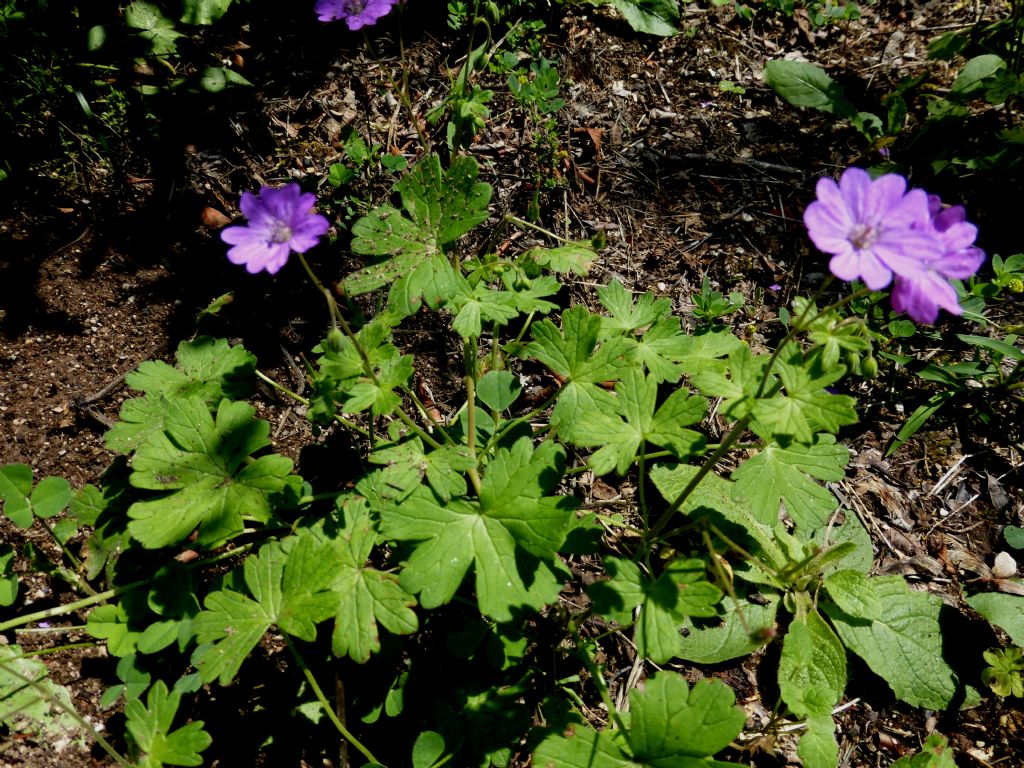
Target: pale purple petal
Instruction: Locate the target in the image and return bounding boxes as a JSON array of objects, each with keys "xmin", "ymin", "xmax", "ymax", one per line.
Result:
[
  {"xmin": 891, "ymin": 272, "xmax": 962, "ymax": 324},
  {"xmin": 221, "ymin": 183, "xmax": 330, "ymax": 275}
]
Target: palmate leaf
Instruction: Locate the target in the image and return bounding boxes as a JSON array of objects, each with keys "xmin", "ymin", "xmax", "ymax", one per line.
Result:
[
  {"xmin": 679, "ymin": 594, "xmax": 780, "ymax": 664},
  {"xmin": 588, "ymin": 557, "xmax": 722, "ymax": 663},
  {"xmin": 445, "ymin": 275, "xmax": 520, "ymax": 339},
  {"xmin": 570, "ymin": 369, "xmax": 707, "ymax": 475},
  {"xmin": 598, "ymin": 280, "xmax": 672, "ymax": 333},
  {"xmin": 527, "ymin": 305, "xmax": 635, "ymax": 439},
  {"xmin": 192, "ymin": 535, "xmax": 340, "ymax": 685},
  {"xmin": 751, "ymin": 346, "xmax": 857, "ymax": 443},
  {"xmin": 343, "ymin": 154, "xmax": 491, "ymax": 298},
  {"xmin": 731, "ymin": 434, "xmax": 848, "ymax": 529},
  {"xmin": 326, "ymin": 497, "xmax": 419, "ymax": 662},
  {"xmin": 380, "ymin": 438, "xmax": 578, "ymax": 621},
  {"xmin": 533, "ymin": 672, "xmax": 744, "ymax": 767},
  {"xmin": 125, "ymin": 681, "xmax": 211, "ymax": 768},
  {"xmin": 107, "ymin": 337, "xmax": 256, "ymax": 454},
  {"xmin": 127, "ymin": 398, "xmax": 294, "ymax": 548}
]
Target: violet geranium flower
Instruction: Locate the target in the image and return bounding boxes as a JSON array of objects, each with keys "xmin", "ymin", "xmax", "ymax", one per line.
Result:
[
  {"xmin": 315, "ymin": 0, "xmax": 399, "ymax": 30},
  {"xmin": 220, "ymin": 184, "xmax": 330, "ymax": 275},
  {"xmin": 803, "ymin": 167, "xmax": 939, "ymax": 291},
  {"xmin": 890, "ymin": 196, "xmax": 985, "ymax": 323}
]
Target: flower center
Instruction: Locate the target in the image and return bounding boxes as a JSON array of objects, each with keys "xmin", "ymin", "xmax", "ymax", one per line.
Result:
[
  {"xmin": 847, "ymin": 222, "xmax": 877, "ymax": 251},
  {"xmin": 344, "ymin": 0, "xmax": 365, "ymax": 12},
  {"xmin": 269, "ymin": 222, "xmax": 293, "ymax": 244}
]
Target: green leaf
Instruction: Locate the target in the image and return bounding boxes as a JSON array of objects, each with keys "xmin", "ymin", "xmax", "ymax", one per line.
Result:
[
  {"xmin": 125, "ymin": 681, "xmax": 211, "ymax": 767},
  {"xmin": 528, "ymin": 305, "xmax": 635, "ymax": 437},
  {"xmin": 890, "ymin": 734, "xmax": 958, "ymax": 768},
  {"xmin": 675, "ymin": 327, "xmax": 744, "ymax": 377},
  {"xmin": 967, "ymin": 593, "xmax": 1024, "ymax": 645},
  {"xmin": 380, "ymin": 438, "xmax": 577, "ymax": 621},
  {"xmin": 982, "ymin": 647, "xmax": 1024, "ymax": 697},
  {"xmin": 344, "ymin": 154, "xmax": 491, "ymax": 297},
  {"xmin": 571, "ymin": 369, "xmax": 707, "ymax": 475},
  {"xmin": 679, "ymin": 594, "xmax": 780, "ymax": 664},
  {"xmin": 950, "ymin": 54, "xmax": 1006, "ymax": 96},
  {"xmin": 763, "ymin": 60, "xmax": 857, "ymax": 118},
  {"xmin": 731, "ymin": 435, "xmax": 848, "ymax": 529},
  {"xmin": 192, "ymin": 535, "xmax": 340, "ymax": 684},
  {"xmin": 650, "ymin": 463, "xmax": 787, "ymax": 575},
  {"xmin": 476, "ymin": 370, "xmax": 522, "ymax": 412},
  {"xmin": 125, "ymin": 1, "xmax": 183, "ymax": 56},
  {"xmin": 87, "ymin": 603, "xmax": 143, "ymax": 657},
  {"xmin": 446, "ymin": 276, "xmax": 520, "ymax": 338},
  {"xmin": 534, "ymin": 672, "xmax": 743, "ymax": 766},
  {"xmin": 824, "ymin": 576, "xmax": 963, "ymax": 710},
  {"xmin": 30, "ymin": 476, "xmax": 72, "ymax": 519},
  {"xmin": 588, "ymin": 557, "xmax": 722, "ymax": 663},
  {"xmin": 0, "ymin": 463, "xmax": 33, "ymax": 527},
  {"xmin": 1006, "ymin": 525, "xmax": 1024, "ymax": 550},
  {"xmin": 610, "ymin": 0, "xmax": 680, "ymax": 36},
  {"xmin": 598, "ymin": 280, "xmax": 672, "ymax": 333},
  {"xmin": 797, "ymin": 716, "xmax": 839, "ymax": 768},
  {"xmin": 0, "ymin": 545, "xmax": 17, "ymax": 606},
  {"xmin": 412, "ymin": 730, "xmax": 446, "ymax": 768},
  {"xmin": 690, "ymin": 344, "xmax": 769, "ymax": 423},
  {"xmin": 523, "ymin": 242, "xmax": 598, "ymax": 275},
  {"xmin": 0, "ymin": 644, "xmax": 84, "ymax": 744},
  {"xmin": 750, "ymin": 346, "xmax": 857, "ymax": 443},
  {"xmin": 779, "ymin": 611, "xmax": 846, "ymax": 718},
  {"xmin": 325, "ymin": 498, "xmax": 419, "ymax": 663},
  {"xmin": 824, "ymin": 570, "xmax": 880, "ymax": 618},
  {"xmin": 127, "ymin": 398, "xmax": 293, "ymax": 548},
  {"xmin": 107, "ymin": 337, "xmax": 256, "ymax": 454},
  {"xmin": 180, "ymin": 0, "xmax": 232, "ymax": 25}
]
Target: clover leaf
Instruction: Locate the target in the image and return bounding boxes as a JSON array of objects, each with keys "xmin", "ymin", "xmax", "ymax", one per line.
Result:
[
  {"xmin": 588, "ymin": 557, "xmax": 722, "ymax": 663},
  {"xmin": 0, "ymin": 464, "xmax": 72, "ymax": 528},
  {"xmin": 125, "ymin": 681, "xmax": 212, "ymax": 768},
  {"xmin": 380, "ymin": 438, "xmax": 577, "ymax": 621},
  {"xmin": 127, "ymin": 398, "xmax": 294, "ymax": 548}
]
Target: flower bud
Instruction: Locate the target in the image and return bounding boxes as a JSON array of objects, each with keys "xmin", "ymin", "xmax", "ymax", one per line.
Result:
[
  {"xmin": 325, "ymin": 328, "xmax": 345, "ymax": 353},
  {"xmin": 861, "ymin": 355, "xmax": 879, "ymax": 379}
]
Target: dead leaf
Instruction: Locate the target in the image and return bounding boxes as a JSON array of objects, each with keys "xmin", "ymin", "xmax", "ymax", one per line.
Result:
[{"xmin": 201, "ymin": 207, "xmax": 231, "ymax": 229}]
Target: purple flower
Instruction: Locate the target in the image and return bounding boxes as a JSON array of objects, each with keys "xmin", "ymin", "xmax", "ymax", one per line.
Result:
[
  {"xmin": 315, "ymin": 0, "xmax": 399, "ymax": 29},
  {"xmin": 221, "ymin": 184, "xmax": 330, "ymax": 275},
  {"xmin": 804, "ymin": 167, "xmax": 986, "ymax": 324},
  {"xmin": 890, "ymin": 196, "xmax": 985, "ymax": 323},
  {"xmin": 803, "ymin": 167, "xmax": 938, "ymax": 291}
]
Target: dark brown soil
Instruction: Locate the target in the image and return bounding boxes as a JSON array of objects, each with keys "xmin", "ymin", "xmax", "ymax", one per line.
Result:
[{"xmin": 2, "ymin": 1, "xmax": 1023, "ymax": 766}]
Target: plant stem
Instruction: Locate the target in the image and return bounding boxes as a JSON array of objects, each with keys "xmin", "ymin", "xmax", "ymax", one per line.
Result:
[
  {"xmin": 284, "ymin": 636, "xmax": 384, "ymax": 767},
  {"xmin": 255, "ymin": 369, "xmax": 371, "ymax": 438},
  {"xmin": 504, "ymin": 214, "xmax": 576, "ymax": 244},
  {"xmin": 0, "ymin": 579, "xmax": 147, "ymax": 633},
  {"xmin": 464, "ymin": 375, "xmax": 485, "ymax": 498},
  {"xmin": 646, "ymin": 415, "xmax": 752, "ymax": 543},
  {"xmin": 0, "ymin": 661, "xmax": 134, "ymax": 766}
]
